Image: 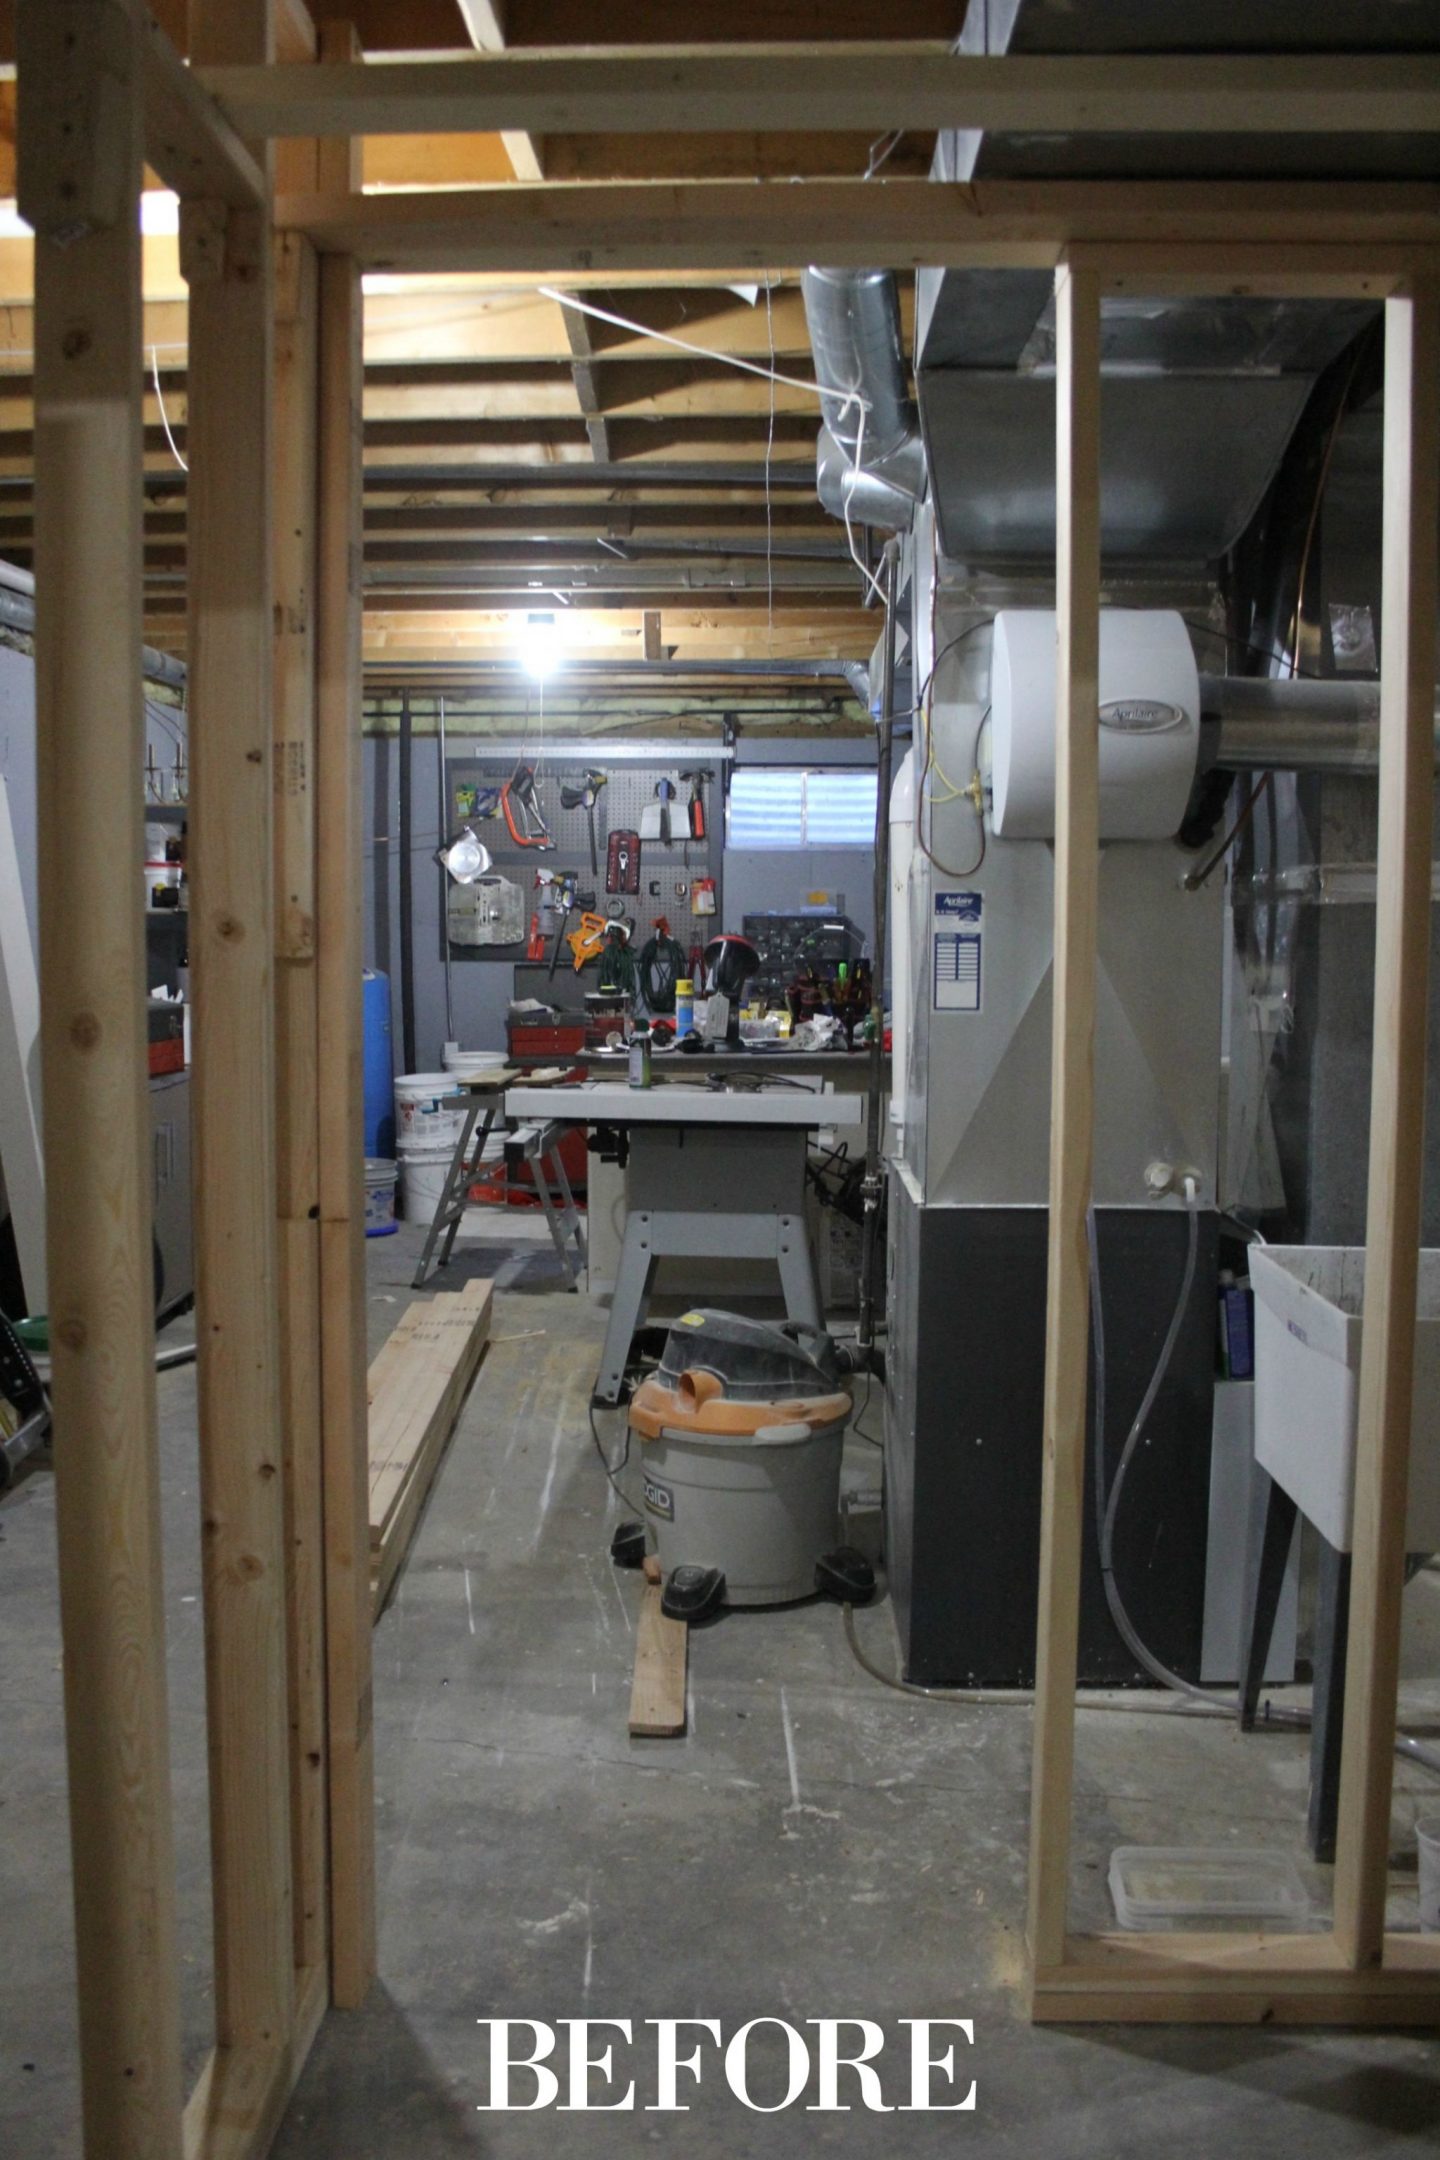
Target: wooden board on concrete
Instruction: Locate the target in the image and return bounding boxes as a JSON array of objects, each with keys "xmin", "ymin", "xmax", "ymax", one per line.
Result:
[
  {"xmin": 629, "ymin": 1582, "xmax": 688, "ymax": 1737},
  {"xmin": 367, "ymin": 1278, "xmax": 492, "ymax": 1616}
]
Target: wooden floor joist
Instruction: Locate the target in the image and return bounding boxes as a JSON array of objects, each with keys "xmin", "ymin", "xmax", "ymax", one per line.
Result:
[{"xmin": 368, "ymin": 1279, "xmax": 494, "ymax": 1617}]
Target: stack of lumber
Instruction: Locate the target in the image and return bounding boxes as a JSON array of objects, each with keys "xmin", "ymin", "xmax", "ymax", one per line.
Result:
[{"xmin": 368, "ymin": 1278, "xmax": 492, "ymax": 1616}]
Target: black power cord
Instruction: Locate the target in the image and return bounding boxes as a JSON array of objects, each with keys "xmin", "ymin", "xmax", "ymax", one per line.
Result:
[{"xmin": 588, "ymin": 1396, "xmax": 642, "ymax": 1512}]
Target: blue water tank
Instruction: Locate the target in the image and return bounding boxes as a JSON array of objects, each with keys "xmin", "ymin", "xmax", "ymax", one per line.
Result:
[{"xmin": 362, "ymin": 969, "xmax": 395, "ymax": 1156}]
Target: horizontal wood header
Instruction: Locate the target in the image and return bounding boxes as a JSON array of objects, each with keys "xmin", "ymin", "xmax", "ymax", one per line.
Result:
[
  {"xmin": 203, "ymin": 46, "xmax": 1440, "ymax": 142},
  {"xmin": 273, "ymin": 178, "xmax": 1440, "ymax": 283}
]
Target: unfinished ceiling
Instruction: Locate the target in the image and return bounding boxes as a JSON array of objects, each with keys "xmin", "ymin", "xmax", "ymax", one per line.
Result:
[{"xmin": 0, "ymin": 1, "xmax": 963, "ymax": 688}]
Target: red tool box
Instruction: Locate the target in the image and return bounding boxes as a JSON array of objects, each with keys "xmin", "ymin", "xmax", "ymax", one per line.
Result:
[{"xmin": 507, "ymin": 1022, "xmax": 587, "ymax": 1059}]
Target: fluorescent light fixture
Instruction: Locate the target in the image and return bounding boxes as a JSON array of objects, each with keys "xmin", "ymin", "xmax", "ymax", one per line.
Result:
[{"xmin": 517, "ymin": 610, "xmax": 562, "ymax": 682}]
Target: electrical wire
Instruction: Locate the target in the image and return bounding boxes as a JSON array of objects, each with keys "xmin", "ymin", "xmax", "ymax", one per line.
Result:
[
  {"xmin": 151, "ymin": 347, "xmax": 188, "ymax": 474},
  {"xmin": 538, "ymin": 287, "xmax": 838, "ymax": 405},
  {"xmin": 836, "ymin": 398, "xmax": 891, "ymax": 611},
  {"xmin": 848, "ymin": 1367, "xmax": 883, "ymax": 1448},
  {"xmin": 143, "ymin": 696, "xmax": 187, "ymax": 750},
  {"xmin": 1181, "ymin": 618, "xmax": 1329, "ymax": 683},
  {"xmin": 1182, "ymin": 771, "xmax": 1273, "ymax": 891},
  {"xmin": 911, "ymin": 615, "xmax": 994, "ymax": 879},
  {"xmin": 588, "ymin": 1399, "xmax": 641, "ymax": 1512},
  {"xmin": 863, "ymin": 128, "xmax": 907, "ymax": 179},
  {"xmin": 763, "ymin": 277, "xmax": 776, "ymax": 653},
  {"xmin": 1286, "ymin": 342, "xmax": 1364, "ymax": 676},
  {"xmin": 917, "ymin": 705, "xmax": 988, "ymax": 880}
]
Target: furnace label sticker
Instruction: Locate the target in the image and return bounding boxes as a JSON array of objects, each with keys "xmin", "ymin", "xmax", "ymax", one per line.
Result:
[{"xmin": 933, "ymin": 890, "xmax": 983, "ymax": 1014}]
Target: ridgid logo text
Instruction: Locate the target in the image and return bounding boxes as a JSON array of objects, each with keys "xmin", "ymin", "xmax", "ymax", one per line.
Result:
[{"xmin": 477, "ymin": 2017, "xmax": 977, "ymax": 2113}]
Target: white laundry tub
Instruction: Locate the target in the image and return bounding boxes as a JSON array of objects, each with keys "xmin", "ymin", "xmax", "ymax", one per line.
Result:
[{"xmin": 1251, "ymin": 1244, "xmax": 1440, "ymax": 1551}]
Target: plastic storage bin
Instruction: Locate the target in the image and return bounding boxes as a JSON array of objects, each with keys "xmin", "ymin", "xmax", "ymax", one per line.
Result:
[
  {"xmin": 1251, "ymin": 1245, "xmax": 1440, "ymax": 1551},
  {"xmin": 1109, "ymin": 1847, "xmax": 1311, "ymax": 1933}
]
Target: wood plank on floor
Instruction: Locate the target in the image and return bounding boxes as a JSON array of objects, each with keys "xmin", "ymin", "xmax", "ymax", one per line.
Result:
[
  {"xmin": 629, "ymin": 1582, "xmax": 688, "ymax": 1737},
  {"xmin": 367, "ymin": 1278, "xmax": 492, "ymax": 1615}
]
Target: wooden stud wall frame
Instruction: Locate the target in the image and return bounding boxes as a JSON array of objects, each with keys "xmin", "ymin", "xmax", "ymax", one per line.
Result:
[
  {"xmin": 21, "ymin": 5, "xmax": 370, "ymax": 2157},
  {"xmin": 14, "ymin": 10, "xmax": 1440, "ymax": 2159},
  {"xmin": 1025, "ymin": 263, "xmax": 1440, "ymax": 2026}
]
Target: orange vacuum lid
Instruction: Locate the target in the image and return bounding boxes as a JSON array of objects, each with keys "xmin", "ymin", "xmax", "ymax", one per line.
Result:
[{"xmin": 628, "ymin": 1365, "xmax": 852, "ymax": 1443}]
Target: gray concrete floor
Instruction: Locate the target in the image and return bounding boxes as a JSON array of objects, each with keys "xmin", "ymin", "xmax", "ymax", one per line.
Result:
[{"xmin": 5, "ymin": 1215, "xmax": 1440, "ymax": 2157}]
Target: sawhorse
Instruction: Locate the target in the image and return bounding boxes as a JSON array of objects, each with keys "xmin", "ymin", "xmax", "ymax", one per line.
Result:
[
  {"xmin": 504, "ymin": 1119, "xmax": 587, "ymax": 1288},
  {"xmin": 410, "ymin": 1077, "xmax": 510, "ymax": 1290}
]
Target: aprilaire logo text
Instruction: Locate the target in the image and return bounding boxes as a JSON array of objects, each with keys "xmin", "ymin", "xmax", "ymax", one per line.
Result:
[{"xmin": 478, "ymin": 2017, "xmax": 977, "ymax": 2113}]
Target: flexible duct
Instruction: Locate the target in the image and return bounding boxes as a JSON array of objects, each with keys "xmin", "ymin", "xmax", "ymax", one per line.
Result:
[{"xmin": 802, "ymin": 268, "xmax": 925, "ymax": 532}]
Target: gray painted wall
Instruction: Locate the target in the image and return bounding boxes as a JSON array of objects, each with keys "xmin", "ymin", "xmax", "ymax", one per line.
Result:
[
  {"xmin": 0, "ymin": 644, "xmax": 38, "ymax": 946},
  {"xmin": 0, "ymin": 639, "xmax": 187, "ymax": 953},
  {"xmin": 723, "ymin": 733, "xmax": 879, "ymax": 959},
  {"xmin": 364, "ymin": 731, "xmax": 504, "ymax": 1072}
]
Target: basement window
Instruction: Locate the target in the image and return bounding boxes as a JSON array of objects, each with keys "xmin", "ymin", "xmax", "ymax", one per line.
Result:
[{"xmin": 728, "ymin": 768, "xmax": 877, "ymax": 850}]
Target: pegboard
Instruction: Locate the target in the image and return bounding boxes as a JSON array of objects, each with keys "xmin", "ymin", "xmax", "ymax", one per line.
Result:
[{"xmin": 444, "ymin": 753, "xmax": 723, "ymax": 974}]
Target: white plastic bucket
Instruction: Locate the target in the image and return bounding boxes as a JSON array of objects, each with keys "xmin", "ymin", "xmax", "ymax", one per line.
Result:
[
  {"xmin": 394, "ymin": 1072, "xmax": 466, "ymax": 1147},
  {"xmin": 443, "ymin": 1048, "xmax": 506, "ymax": 1079},
  {"xmin": 363, "ymin": 1157, "xmax": 398, "ymax": 1237},
  {"xmin": 400, "ymin": 1142, "xmax": 454, "ymax": 1224}
]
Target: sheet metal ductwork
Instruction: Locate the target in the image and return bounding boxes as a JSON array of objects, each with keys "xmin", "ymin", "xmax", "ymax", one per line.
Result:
[
  {"xmin": 802, "ymin": 268, "xmax": 925, "ymax": 532},
  {"xmin": 911, "ymin": 0, "xmax": 1436, "ymax": 566}
]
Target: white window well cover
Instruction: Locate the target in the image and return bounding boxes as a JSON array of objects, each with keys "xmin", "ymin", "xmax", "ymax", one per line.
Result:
[{"xmin": 729, "ymin": 768, "xmax": 877, "ymax": 849}]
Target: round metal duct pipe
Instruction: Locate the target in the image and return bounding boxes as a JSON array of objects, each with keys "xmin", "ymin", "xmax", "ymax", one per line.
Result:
[
  {"xmin": 802, "ymin": 267, "xmax": 925, "ymax": 531},
  {"xmin": 1199, "ymin": 675, "xmax": 1440, "ymax": 774},
  {"xmin": 816, "ymin": 425, "xmax": 924, "ymax": 530},
  {"xmin": 802, "ymin": 267, "xmax": 915, "ymax": 464}
]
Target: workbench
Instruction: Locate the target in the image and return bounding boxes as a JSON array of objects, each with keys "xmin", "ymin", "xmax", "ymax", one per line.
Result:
[
  {"xmin": 576, "ymin": 1048, "xmax": 885, "ymax": 1301},
  {"xmin": 574, "ymin": 1046, "xmax": 889, "ymax": 1082},
  {"xmin": 504, "ymin": 1080, "xmax": 864, "ymax": 1404}
]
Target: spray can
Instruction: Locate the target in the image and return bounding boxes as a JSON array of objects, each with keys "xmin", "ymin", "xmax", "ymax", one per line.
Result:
[{"xmin": 674, "ymin": 978, "xmax": 694, "ymax": 1037}]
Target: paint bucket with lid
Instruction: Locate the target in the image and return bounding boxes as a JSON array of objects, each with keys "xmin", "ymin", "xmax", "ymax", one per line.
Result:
[
  {"xmin": 394, "ymin": 1073, "xmax": 466, "ymax": 1148},
  {"xmin": 363, "ymin": 1158, "xmax": 398, "ymax": 1237}
]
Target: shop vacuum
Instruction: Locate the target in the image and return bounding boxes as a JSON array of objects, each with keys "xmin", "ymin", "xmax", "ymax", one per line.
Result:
[{"xmin": 619, "ymin": 1310, "xmax": 876, "ymax": 1620}]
